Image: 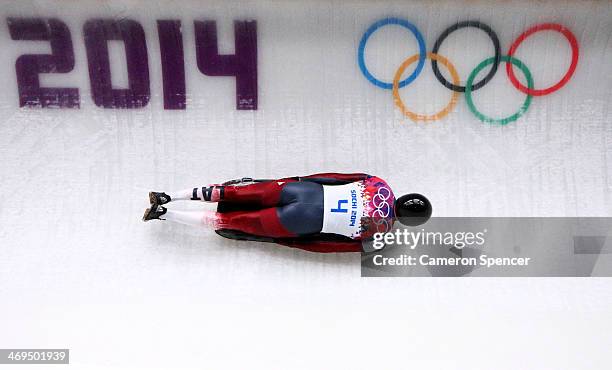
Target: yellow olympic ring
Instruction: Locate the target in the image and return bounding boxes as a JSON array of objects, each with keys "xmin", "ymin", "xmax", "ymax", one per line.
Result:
[{"xmin": 392, "ymin": 52, "xmax": 460, "ymax": 122}]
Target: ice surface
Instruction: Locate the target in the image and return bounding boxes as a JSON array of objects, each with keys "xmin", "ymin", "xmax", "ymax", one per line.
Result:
[{"xmin": 0, "ymin": 1, "xmax": 611, "ymax": 369}]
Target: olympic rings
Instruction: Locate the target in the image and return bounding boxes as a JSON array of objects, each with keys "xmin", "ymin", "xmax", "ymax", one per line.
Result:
[
  {"xmin": 369, "ymin": 187, "xmax": 393, "ymax": 233},
  {"xmin": 357, "ymin": 19, "xmax": 579, "ymax": 123},
  {"xmin": 506, "ymin": 23, "xmax": 579, "ymax": 96},
  {"xmin": 393, "ymin": 53, "xmax": 461, "ymax": 122},
  {"xmin": 358, "ymin": 18, "xmax": 426, "ymax": 89},
  {"xmin": 466, "ymin": 56, "xmax": 533, "ymax": 125},
  {"xmin": 431, "ymin": 21, "xmax": 501, "ymax": 92},
  {"xmin": 372, "ymin": 187, "xmax": 392, "ymax": 218}
]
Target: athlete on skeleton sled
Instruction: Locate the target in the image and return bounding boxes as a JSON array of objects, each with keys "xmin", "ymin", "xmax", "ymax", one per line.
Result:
[{"xmin": 143, "ymin": 173, "xmax": 431, "ymax": 253}]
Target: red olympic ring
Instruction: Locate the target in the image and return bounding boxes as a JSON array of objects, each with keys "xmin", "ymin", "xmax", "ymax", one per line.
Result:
[{"xmin": 506, "ymin": 23, "xmax": 579, "ymax": 96}]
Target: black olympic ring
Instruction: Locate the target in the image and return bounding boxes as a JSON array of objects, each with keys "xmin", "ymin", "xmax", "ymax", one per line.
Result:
[{"xmin": 431, "ymin": 20, "xmax": 501, "ymax": 93}]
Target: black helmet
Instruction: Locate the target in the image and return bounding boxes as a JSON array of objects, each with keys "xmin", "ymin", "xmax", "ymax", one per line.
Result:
[{"xmin": 395, "ymin": 193, "xmax": 432, "ymax": 226}]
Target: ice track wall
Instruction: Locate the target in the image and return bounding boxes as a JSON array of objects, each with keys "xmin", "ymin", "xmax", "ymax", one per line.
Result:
[{"xmin": 1, "ymin": 1, "xmax": 611, "ymax": 369}]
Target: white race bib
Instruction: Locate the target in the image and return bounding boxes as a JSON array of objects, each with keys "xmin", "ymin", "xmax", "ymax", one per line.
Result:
[{"xmin": 321, "ymin": 183, "xmax": 365, "ymax": 238}]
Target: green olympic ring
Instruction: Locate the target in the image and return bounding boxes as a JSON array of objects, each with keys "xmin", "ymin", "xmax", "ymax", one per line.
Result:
[{"xmin": 465, "ymin": 56, "xmax": 534, "ymax": 125}]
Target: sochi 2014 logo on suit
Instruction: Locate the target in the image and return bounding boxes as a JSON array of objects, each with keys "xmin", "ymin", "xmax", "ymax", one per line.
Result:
[{"xmin": 357, "ymin": 19, "xmax": 579, "ymax": 125}]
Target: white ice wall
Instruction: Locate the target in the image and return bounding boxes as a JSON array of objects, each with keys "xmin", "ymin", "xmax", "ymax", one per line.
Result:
[{"xmin": 0, "ymin": 1, "xmax": 611, "ymax": 369}]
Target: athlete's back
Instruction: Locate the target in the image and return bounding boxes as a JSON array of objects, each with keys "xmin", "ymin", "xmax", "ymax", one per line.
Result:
[{"xmin": 321, "ymin": 176, "xmax": 395, "ymax": 240}]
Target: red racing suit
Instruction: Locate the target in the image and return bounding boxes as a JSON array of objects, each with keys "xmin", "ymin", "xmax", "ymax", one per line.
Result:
[{"xmin": 214, "ymin": 173, "xmax": 395, "ymax": 253}]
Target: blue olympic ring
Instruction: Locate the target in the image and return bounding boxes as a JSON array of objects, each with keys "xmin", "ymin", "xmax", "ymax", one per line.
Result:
[{"xmin": 357, "ymin": 18, "xmax": 426, "ymax": 89}]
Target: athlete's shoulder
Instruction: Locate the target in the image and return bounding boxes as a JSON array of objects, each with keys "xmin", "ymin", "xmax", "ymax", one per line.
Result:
[
  {"xmin": 298, "ymin": 172, "xmax": 369, "ymax": 185},
  {"xmin": 362, "ymin": 175, "xmax": 393, "ymax": 192}
]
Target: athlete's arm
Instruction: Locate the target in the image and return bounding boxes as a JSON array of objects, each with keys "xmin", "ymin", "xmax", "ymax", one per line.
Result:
[
  {"xmin": 298, "ymin": 172, "xmax": 370, "ymax": 185},
  {"xmin": 275, "ymin": 239, "xmax": 362, "ymax": 253}
]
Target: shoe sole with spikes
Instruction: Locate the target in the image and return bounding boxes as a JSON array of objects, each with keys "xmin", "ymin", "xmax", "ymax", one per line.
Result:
[{"xmin": 149, "ymin": 191, "xmax": 171, "ymax": 205}]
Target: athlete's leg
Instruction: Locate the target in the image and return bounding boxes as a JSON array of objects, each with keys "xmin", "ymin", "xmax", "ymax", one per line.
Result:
[
  {"xmin": 160, "ymin": 181, "xmax": 289, "ymax": 206},
  {"xmin": 165, "ymin": 185, "xmax": 225, "ymax": 203},
  {"xmin": 205, "ymin": 181, "xmax": 323, "ymax": 237},
  {"xmin": 219, "ymin": 208, "xmax": 295, "ymax": 238},
  {"xmin": 161, "ymin": 208, "xmax": 222, "ymax": 228},
  {"xmin": 147, "ymin": 205, "xmax": 294, "ymax": 238}
]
